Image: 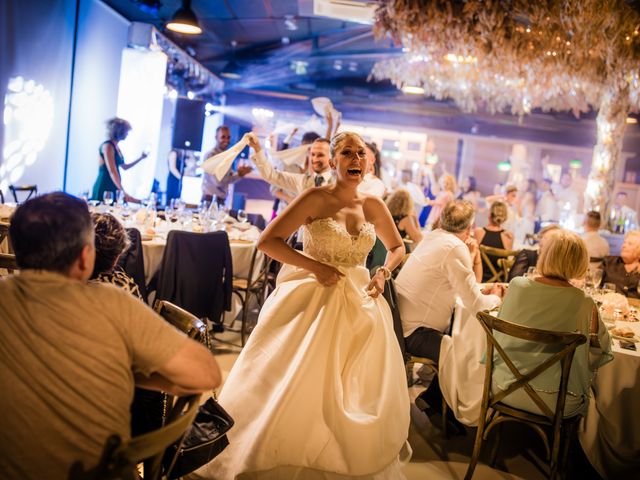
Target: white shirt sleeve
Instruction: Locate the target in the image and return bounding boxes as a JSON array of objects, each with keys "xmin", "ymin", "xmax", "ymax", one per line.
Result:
[
  {"xmin": 251, "ymin": 150, "xmax": 305, "ymax": 195},
  {"xmin": 445, "ymin": 244, "xmax": 501, "ymax": 314}
]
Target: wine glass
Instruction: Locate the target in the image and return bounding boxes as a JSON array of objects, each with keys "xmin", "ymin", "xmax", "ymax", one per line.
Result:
[
  {"xmin": 602, "ymin": 282, "xmax": 617, "ymax": 295},
  {"xmin": 524, "ymin": 266, "xmax": 537, "ymax": 279},
  {"xmin": 116, "ymin": 190, "xmax": 126, "ymax": 206},
  {"xmin": 165, "ymin": 202, "xmax": 178, "ymax": 225},
  {"xmin": 147, "ymin": 192, "xmax": 157, "ymax": 209},
  {"xmin": 217, "ymin": 205, "xmax": 228, "ymax": 224},
  {"xmin": 199, "ymin": 200, "xmax": 211, "ymax": 222},
  {"xmin": 237, "ymin": 209, "xmax": 248, "ymax": 224},
  {"xmin": 591, "ymin": 268, "xmax": 603, "ymax": 290},
  {"xmin": 103, "ymin": 191, "xmax": 114, "ymax": 206}
]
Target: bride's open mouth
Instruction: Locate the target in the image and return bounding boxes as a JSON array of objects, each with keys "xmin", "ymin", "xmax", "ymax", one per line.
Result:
[{"xmin": 347, "ymin": 168, "xmax": 362, "ymax": 177}]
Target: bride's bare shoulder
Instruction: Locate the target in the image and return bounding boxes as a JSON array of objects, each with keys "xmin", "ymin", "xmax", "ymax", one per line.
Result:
[{"xmin": 362, "ymin": 195, "xmax": 386, "ymax": 211}]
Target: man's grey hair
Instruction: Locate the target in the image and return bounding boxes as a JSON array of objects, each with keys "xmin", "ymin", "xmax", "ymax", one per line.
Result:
[{"xmin": 440, "ymin": 200, "xmax": 475, "ymax": 233}]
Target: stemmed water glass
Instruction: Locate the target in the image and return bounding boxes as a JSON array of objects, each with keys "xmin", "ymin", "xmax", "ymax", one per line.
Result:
[
  {"xmin": 237, "ymin": 209, "xmax": 248, "ymax": 224},
  {"xmin": 102, "ymin": 191, "xmax": 114, "ymax": 208}
]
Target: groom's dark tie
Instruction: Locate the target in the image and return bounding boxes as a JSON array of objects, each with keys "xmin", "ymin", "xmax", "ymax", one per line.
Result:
[{"xmin": 314, "ymin": 175, "xmax": 325, "ymax": 187}]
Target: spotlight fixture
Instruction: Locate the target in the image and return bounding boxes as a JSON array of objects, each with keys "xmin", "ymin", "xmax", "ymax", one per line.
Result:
[
  {"xmin": 166, "ymin": 0, "xmax": 202, "ymax": 35},
  {"xmin": 220, "ymin": 60, "xmax": 242, "ymax": 79}
]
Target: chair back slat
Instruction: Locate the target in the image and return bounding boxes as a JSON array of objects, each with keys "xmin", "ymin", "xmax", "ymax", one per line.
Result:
[
  {"xmin": 479, "ymin": 245, "xmax": 520, "ymax": 283},
  {"xmin": 69, "ymin": 394, "xmax": 200, "ymax": 480},
  {"xmin": 9, "ymin": 184, "xmax": 37, "ymax": 203},
  {"xmin": 476, "ymin": 311, "xmax": 586, "ymax": 422},
  {"xmin": 0, "ymin": 223, "xmax": 8, "ymax": 244},
  {"xmin": 116, "ymin": 395, "xmax": 200, "ymax": 479},
  {"xmin": 154, "ymin": 300, "xmax": 207, "ymax": 343},
  {"xmin": 0, "ymin": 253, "xmax": 18, "ymax": 272}
]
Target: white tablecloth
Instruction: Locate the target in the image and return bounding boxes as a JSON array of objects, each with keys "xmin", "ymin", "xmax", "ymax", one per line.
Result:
[
  {"xmin": 140, "ymin": 224, "xmax": 264, "ymax": 322},
  {"xmin": 141, "ymin": 234, "xmax": 261, "ymax": 285},
  {"xmin": 579, "ymin": 320, "xmax": 640, "ymax": 478}
]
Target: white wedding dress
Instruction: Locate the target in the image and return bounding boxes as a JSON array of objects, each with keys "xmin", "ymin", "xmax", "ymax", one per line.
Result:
[{"xmin": 190, "ymin": 217, "xmax": 411, "ymax": 480}]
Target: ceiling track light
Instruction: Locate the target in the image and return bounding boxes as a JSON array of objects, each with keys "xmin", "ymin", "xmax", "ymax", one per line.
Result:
[
  {"xmin": 166, "ymin": 0, "xmax": 202, "ymax": 35},
  {"xmin": 221, "ymin": 40, "xmax": 242, "ymax": 79}
]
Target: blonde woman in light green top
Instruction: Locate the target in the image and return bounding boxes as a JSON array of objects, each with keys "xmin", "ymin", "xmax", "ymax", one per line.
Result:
[{"xmin": 494, "ymin": 229, "xmax": 613, "ymax": 417}]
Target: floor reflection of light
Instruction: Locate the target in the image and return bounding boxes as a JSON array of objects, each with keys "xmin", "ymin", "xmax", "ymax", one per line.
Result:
[{"xmin": 1, "ymin": 76, "xmax": 54, "ymax": 192}]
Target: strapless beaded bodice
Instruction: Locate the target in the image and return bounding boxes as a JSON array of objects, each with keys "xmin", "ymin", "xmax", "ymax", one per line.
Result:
[{"xmin": 303, "ymin": 217, "xmax": 376, "ymax": 267}]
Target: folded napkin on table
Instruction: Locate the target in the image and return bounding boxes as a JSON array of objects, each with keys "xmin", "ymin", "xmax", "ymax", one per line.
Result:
[{"xmin": 227, "ymin": 226, "xmax": 260, "ymax": 242}]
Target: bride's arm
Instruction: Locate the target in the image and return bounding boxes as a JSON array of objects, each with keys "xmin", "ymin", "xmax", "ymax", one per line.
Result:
[
  {"xmin": 364, "ymin": 196, "xmax": 406, "ymax": 297},
  {"xmin": 257, "ymin": 190, "xmax": 344, "ymax": 286}
]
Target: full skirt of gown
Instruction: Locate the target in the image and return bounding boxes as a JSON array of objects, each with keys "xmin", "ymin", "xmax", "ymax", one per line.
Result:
[{"xmin": 189, "ymin": 263, "xmax": 411, "ymax": 479}]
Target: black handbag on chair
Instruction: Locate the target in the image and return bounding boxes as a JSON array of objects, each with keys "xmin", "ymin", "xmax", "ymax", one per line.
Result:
[{"xmin": 163, "ymin": 397, "xmax": 235, "ymax": 478}]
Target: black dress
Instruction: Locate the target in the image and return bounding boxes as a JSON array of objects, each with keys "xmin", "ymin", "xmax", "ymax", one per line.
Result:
[
  {"xmin": 602, "ymin": 256, "xmax": 640, "ymax": 298},
  {"xmin": 166, "ymin": 150, "xmax": 185, "ymax": 204},
  {"xmin": 480, "ymin": 227, "xmax": 505, "ymax": 282},
  {"xmin": 392, "ymin": 215, "xmax": 409, "ymax": 240}
]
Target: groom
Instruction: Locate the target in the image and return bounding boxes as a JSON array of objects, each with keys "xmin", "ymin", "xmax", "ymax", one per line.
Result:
[{"xmin": 249, "ymin": 136, "xmax": 334, "ymax": 197}]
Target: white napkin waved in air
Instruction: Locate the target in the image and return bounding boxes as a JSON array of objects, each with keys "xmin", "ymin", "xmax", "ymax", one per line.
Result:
[
  {"xmin": 267, "ymin": 144, "xmax": 309, "ymax": 168},
  {"xmin": 201, "ymin": 133, "xmax": 251, "ymax": 181}
]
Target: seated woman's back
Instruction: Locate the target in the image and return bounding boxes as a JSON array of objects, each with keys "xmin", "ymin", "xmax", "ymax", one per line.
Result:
[
  {"xmin": 493, "ymin": 230, "xmax": 612, "ymax": 417},
  {"xmin": 477, "ymin": 201, "xmax": 513, "ymax": 282},
  {"xmin": 496, "ymin": 277, "xmax": 596, "ymax": 416}
]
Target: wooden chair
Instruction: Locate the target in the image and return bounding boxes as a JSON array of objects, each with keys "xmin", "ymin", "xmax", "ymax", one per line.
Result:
[
  {"xmin": 479, "ymin": 245, "xmax": 520, "ymax": 283},
  {"xmin": 465, "ymin": 311, "xmax": 587, "ymax": 480},
  {"xmin": 154, "ymin": 300, "xmax": 209, "ymax": 346},
  {"xmin": 9, "ymin": 184, "xmax": 37, "ymax": 203},
  {"xmin": 68, "ymin": 394, "xmax": 201, "ymax": 480},
  {"xmin": 382, "ymin": 276, "xmax": 450, "ymax": 437},
  {"xmin": 230, "ymin": 246, "xmax": 273, "ymax": 346},
  {"xmin": 0, "ymin": 253, "xmax": 18, "ymax": 274},
  {"xmin": 0, "ymin": 222, "xmax": 9, "ymax": 246}
]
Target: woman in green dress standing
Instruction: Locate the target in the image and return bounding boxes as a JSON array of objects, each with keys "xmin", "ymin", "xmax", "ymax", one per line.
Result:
[{"xmin": 91, "ymin": 117, "xmax": 147, "ymax": 202}]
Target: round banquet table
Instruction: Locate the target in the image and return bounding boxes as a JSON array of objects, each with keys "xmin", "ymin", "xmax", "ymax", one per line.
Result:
[
  {"xmin": 579, "ymin": 320, "xmax": 640, "ymax": 478},
  {"xmin": 141, "ymin": 224, "xmax": 264, "ymax": 321},
  {"xmin": 141, "ymin": 231, "xmax": 261, "ymax": 285}
]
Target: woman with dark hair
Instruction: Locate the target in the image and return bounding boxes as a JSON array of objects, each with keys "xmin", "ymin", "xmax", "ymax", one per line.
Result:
[
  {"xmin": 91, "ymin": 117, "xmax": 147, "ymax": 203},
  {"xmin": 90, "ymin": 212, "xmax": 141, "ymax": 299},
  {"xmin": 90, "ymin": 212, "xmax": 165, "ymax": 437}
]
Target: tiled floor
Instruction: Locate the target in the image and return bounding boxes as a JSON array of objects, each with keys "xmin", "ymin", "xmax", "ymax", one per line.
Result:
[{"xmin": 209, "ymin": 329, "xmax": 578, "ymax": 480}]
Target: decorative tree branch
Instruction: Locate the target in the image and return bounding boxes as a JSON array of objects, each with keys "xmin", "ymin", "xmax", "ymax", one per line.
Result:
[{"xmin": 372, "ymin": 0, "xmax": 640, "ymax": 214}]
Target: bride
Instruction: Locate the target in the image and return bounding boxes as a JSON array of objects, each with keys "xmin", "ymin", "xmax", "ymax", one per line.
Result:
[{"xmin": 190, "ymin": 132, "xmax": 411, "ymax": 479}]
